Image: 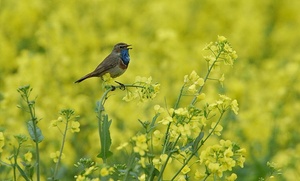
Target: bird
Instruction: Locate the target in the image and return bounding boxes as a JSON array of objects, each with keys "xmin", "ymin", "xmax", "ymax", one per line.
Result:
[{"xmin": 74, "ymin": 43, "xmax": 132, "ymax": 83}]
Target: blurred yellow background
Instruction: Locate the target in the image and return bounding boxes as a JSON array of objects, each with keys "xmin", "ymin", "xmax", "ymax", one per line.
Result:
[{"xmin": 1, "ymin": 0, "xmax": 300, "ymax": 180}]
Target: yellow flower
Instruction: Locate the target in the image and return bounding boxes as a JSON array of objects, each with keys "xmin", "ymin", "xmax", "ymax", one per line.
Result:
[
  {"xmin": 85, "ymin": 166, "xmax": 96, "ymax": 176},
  {"xmin": 196, "ymin": 78, "xmax": 204, "ymax": 86},
  {"xmin": 184, "ymin": 70, "xmax": 200, "ymax": 84},
  {"xmin": 189, "ymin": 71, "xmax": 199, "ymax": 82},
  {"xmin": 139, "ymin": 157, "xmax": 147, "ymax": 168},
  {"xmin": 109, "ymin": 167, "xmax": 115, "ymax": 173},
  {"xmin": 102, "ymin": 73, "xmax": 114, "ymax": 85},
  {"xmin": 153, "ymin": 158, "xmax": 162, "ymax": 170},
  {"xmin": 224, "ymin": 148, "xmax": 234, "ymax": 157},
  {"xmin": 154, "ymin": 105, "xmax": 165, "ymax": 114},
  {"xmin": 188, "ymin": 84, "xmax": 197, "ymax": 94},
  {"xmin": 75, "ymin": 175, "xmax": 85, "ymax": 181},
  {"xmin": 158, "ymin": 116, "xmax": 173, "ymax": 125},
  {"xmin": 100, "ymin": 167, "xmax": 109, "ymax": 176},
  {"xmin": 226, "ymin": 173, "xmax": 237, "ymax": 181},
  {"xmin": 181, "ymin": 165, "xmax": 191, "ymax": 174},
  {"xmin": 24, "ymin": 151, "xmax": 32, "ymax": 162},
  {"xmin": 50, "ymin": 151, "xmax": 65, "ymax": 163},
  {"xmin": 50, "ymin": 116, "xmax": 63, "ymax": 127},
  {"xmin": 194, "ymin": 169, "xmax": 206, "ymax": 180},
  {"xmin": 219, "ymin": 94, "xmax": 231, "ymax": 101},
  {"xmin": 197, "ymin": 93, "xmax": 206, "ymax": 101},
  {"xmin": 71, "ymin": 121, "xmax": 80, "ymax": 133},
  {"xmin": 152, "ymin": 130, "xmax": 163, "ymax": 146},
  {"xmin": 208, "ymin": 162, "xmax": 220, "ymax": 172},
  {"xmin": 237, "ymin": 155, "xmax": 246, "ymax": 168},
  {"xmin": 174, "ymin": 107, "xmax": 188, "ymax": 116},
  {"xmin": 218, "ymin": 35, "xmax": 227, "ymax": 42},
  {"xmin": 138, "ymin": 174, "xmax": 146, "ymax": 181},
  {"xmin": 161, "ymin": 153, "xmax": 172, "ymax": 164},
  {"xmin": 132, "ymin": 134, "xmax": 148, "ymax": 156},
  {"xmin": 210, "ymin": 122, "xmax": 223, "ymax": 136},
  {"xmin": 231, "ymin": 100, "xmax": 239, "ymax": 115}
]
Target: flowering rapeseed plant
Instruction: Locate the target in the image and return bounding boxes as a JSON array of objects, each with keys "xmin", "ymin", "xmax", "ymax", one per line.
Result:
[
  {"xmin": 85, "ymin": 36, "xmax": 245, "ymax": 180},
  {"xmin": 1, "ymin": 0, "xmax": 299, "ymax": 180}
]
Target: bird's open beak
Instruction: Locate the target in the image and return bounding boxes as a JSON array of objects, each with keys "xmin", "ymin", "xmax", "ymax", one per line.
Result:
[{"xmin": 126, "ymin": 45, "xmax": 132, "ymax": 49}]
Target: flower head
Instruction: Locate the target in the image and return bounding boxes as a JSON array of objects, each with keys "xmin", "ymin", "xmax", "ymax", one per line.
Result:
[
  {"xmin": 71, "ymin": 121, "xmax": 80, "ymax": 133},
  {"xmin": 132, "ymin": 134, "xmax": 148, "ymax": 156},
  {"xmin": 50, "ymin": 151, "xmax": 65, "ymax": 163}
]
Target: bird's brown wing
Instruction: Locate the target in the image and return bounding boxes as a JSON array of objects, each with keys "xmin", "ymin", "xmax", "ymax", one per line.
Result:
[
  {"xmin": 74, "ymin": 54, "xmax": 119, "ymax": 83},
  {"xmin": 92, "ymin": 54, "xmax": 119, "ymax": 76}
]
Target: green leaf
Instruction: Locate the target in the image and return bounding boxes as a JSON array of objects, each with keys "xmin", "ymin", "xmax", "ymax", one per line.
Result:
[
  {"xmin": 97, "ymin": 114, "xmax": 113, "ymax": 160},
  {"xmin": 27, "ymin": 121, "xmax": 44, "ymax": 143},
  {"xmin": 16, "ymin": 163, "xmax": 31, "ymax": 181},
  {"xmin": 192, "ymin": 131, "xmax": 204, "ymax": 154}
]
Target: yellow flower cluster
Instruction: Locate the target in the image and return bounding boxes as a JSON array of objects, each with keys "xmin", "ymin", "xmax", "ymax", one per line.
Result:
[
  {"xmin": 132, "ymin": 134, "xmax": 148, "ymax": 156},
  {"xmin": 184, "ymin": 70, "xmax": 205, "ymax": 95},
  {"xmin": 204, "ymin": 35, "xmax": 238, "ymax": 67},
  {"xmin": 209, "ymin": 94, "xmax": 239, "ymax": 115},
  {"xmin": 153, "ymin": 154, "xmax": 172, "ymax": 170},
  {"xmin": 50, "ymin": 151, "xmax": 65, "ymax": 163},
  {"xmin": 199, "ymin": 139, "xmax": 246, "ymax": 178},
  {"xmin": 50, "ymin": 116, "xmax": 80, "ymax": 133},
  {"xmin": 71, "ymin": 121, "xmax": 80, "ymax": 133},
  {"xmin": 123, "ymin": 76, "xmax": 160, "ymax": 102},
  {"xmin": 74, "ymin": 165, "xmax": 102, "ymax": 181},
  {"xmin": 24, "ymin": 151, "xmax": 32, "ymax": 162}
]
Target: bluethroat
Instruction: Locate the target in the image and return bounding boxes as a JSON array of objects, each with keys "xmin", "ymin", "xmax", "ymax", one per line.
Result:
[{"xmin": 75, "ymin": 43, "xmax": 132, "ymax": 83}]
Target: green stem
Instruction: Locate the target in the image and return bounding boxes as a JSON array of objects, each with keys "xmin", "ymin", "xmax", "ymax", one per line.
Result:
[
  {"xmin": 161, "ymin": 84, "xmax": 186, "ymax": 156},
  {"xmin": 53, "ymin": 117, "xmax": 69, "ymax": 179},
  {"xmin": 161, "ymin": 123, "xmax": 171, "ymax": 154},
  {"xmin": 174, "ymin": 84, "xmax": 186, "ymax": 109},
  {"xmin": 122, "ymin": 153, "xmax": 136, "ymax": 181},
  {"xmin": 13, "ymin": 146, "xmax": 18, "ymax": 181},
  {"xmin": 203, "ymin": 173, "xmax": 211, "ymax": 181},
  {"xmin": 96, "ymin": 83, "xmax": 149, "ymax": 163},
  {"xmin": 24, "ymin": 94, "xmax": 40, "ymax": 181},
  {"xmin": 97, "ymin": 87, "xmax": 113, "ymax": 164},
  {"xmin": 190, "ymin": 50, "xmax": 222, "ymax": 106},
  {"xmin": 157, "ymin": 134, "xmax": 181, "ymax": 181}
]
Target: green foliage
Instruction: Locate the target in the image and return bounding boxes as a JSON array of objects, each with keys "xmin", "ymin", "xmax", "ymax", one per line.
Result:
[{"xmin": 97, "ymin": 114, "xmax": 113, "ymax": 161}]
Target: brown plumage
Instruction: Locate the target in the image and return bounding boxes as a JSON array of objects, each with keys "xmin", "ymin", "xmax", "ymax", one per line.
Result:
[{"xmin": 75, "ymin": 43, "xmax": 132, "ymax": 83}]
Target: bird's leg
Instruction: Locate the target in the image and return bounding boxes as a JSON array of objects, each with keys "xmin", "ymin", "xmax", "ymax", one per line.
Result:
[
  {"xmin": 115, "ymin": 81, "xmax": 126, "ymax": 90},
  {"xmin": 110, "ymin": 85, "xmax": 116, "ymax": 91}
]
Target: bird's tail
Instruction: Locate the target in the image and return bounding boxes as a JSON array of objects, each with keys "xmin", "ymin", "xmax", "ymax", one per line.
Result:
[{"xmin": 74, "ymin": 72, "xmax": 95, "ymax": 83}]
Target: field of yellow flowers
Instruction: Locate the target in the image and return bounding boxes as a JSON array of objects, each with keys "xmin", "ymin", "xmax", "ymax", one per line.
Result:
[{"xmin": 1, "ymin": 0, "xmax": 300, "ymax": 180}]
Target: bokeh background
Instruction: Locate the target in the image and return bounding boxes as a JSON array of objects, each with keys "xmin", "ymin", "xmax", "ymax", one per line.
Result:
[{"xmin": 1, "ymin": 0, "xmax": 300, "ymax": 180}]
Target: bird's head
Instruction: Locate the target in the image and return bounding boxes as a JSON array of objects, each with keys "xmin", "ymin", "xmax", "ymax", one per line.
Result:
[
  {"xmin": 113, "ymin": 43, "xmax": 132, "ymax": 53},
  {"xmin": 113, "ymin": 43, "xmax": 132, "ymax": 65}
]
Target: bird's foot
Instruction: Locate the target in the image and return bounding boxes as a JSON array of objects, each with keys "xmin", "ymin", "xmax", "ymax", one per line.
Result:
[
  {"xmin": 110, "ymin": 86, "xmax": 116, "ymax": 91},
  {"xmin": 115, "ymin": 81, "xmax": 126, "ymax": 90}
]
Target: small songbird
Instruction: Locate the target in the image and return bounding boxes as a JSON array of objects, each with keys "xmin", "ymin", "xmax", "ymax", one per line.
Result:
[{"xmin": 75, "ymin": 43, "xmax": 132, "ymax": 83}]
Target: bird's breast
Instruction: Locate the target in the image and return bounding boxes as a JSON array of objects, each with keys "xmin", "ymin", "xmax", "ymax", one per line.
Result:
[
  {"xmin": 107, "ymin": 59, "xmax": 127, "ymax": 78},
  {"xmin": 119, "ymin": 59, "xmax": 128, "ymax": 70}
]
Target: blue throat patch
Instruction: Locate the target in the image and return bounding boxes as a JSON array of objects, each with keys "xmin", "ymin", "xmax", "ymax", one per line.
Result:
[{"xmin": 121, "ymin": 49, "xmax": 130, "ymax": 65}]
